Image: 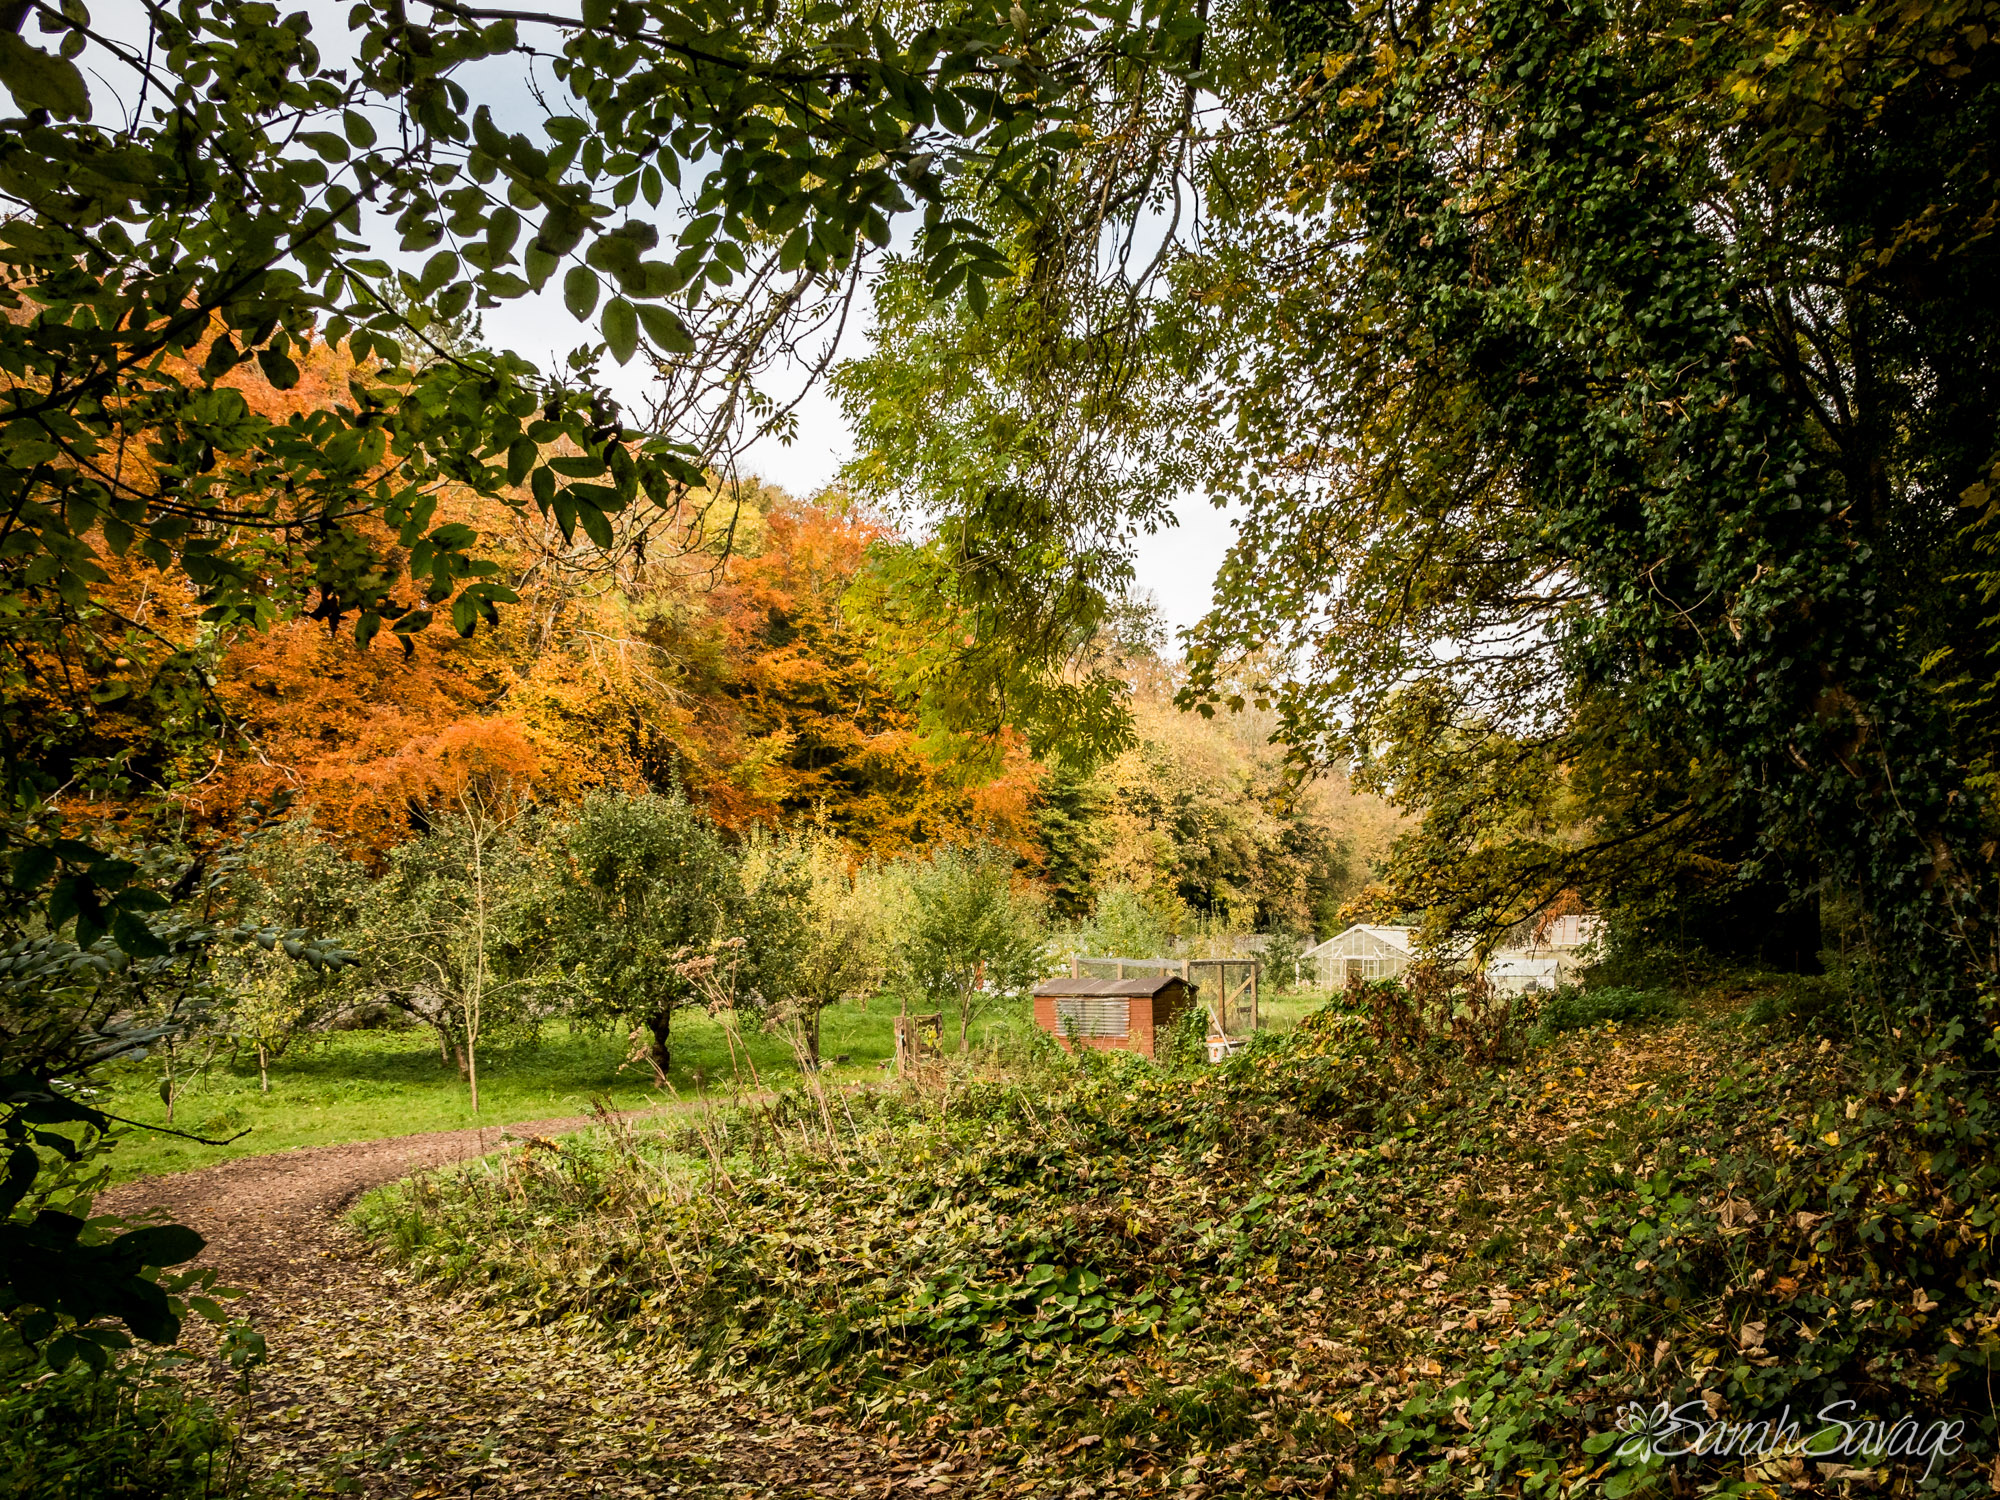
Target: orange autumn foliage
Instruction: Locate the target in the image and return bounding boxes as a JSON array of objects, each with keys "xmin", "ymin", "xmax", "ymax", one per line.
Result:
[
  {"xmin": 671, "ymin": 492, "xmax": 1041, "ymax": 857},
  {"xmin": 42, "ymin": 339, "xmax": 609, "ymax": 848},
  {"xmin": 187, "ymin": 626, "xmax": 556, "ymax": 854},
  {"xmin": 185, "ymin": 487, "xmax": 1041, "ymax": 859},
  {"xmin": 52, "ymin": 341, "xmax": 1042, "ymax": 860}
]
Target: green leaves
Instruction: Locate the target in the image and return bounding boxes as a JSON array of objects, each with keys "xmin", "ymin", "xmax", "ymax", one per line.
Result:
[
  {"xmin": 563, "ymin": 264, "xmax": 601, "ymax": 321},
  {"xmin": 0, "ymin": 31, "xmax": 90, "ymax": 119},
  {"xmin": 487, "ymin": 206, "xmax": 521, "ymax": 257},
  {"xmin": 256, "ymin": 346, "xmax": 301, "ymax": 389},
  {"xmin": 416, "ymin": 250, "xmax": 459, "ymax": 297},
  {"xmin": 547, "ymin": 787, "xmax": 741, "ymax": 1031},
  {"xmin": 895, "ymin": 841, "xmax": 1047, "ymax": 1047},
  {"xmin": 0, "ymin": 1207, "xmax": 206, "ymax": 1356},
  {"xmin": 635, "ymin": 303, "xmax": 693, "ymax": 354},
  {"xmin": 299, "ymin": 130, "xmax": 349, "ymax": 163},
  {"xmin": 109, "ymin": 911, "xmax": 169, "ymax": 959},
  {"xmin": 602, "ymin": 297, "xmax": 638, "ymax": 365},
  {"xmin": 110, "ymin": 1224, "xmax": 205, "ymax": 1273},
  {"xmin": 577, "ymin": 501, "xmax": 616, "ymax": 547}
]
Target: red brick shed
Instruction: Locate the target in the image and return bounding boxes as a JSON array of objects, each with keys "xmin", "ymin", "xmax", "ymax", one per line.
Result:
[{"xmin": 1031, "ymin": 975, "xmax": 1196, "ymax": 1060}]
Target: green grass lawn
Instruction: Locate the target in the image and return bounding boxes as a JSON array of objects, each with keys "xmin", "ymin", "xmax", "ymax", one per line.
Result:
[
  {"xmin": 92, "ymin": 990, "xmax": 1333, "ymax": 1182},
  {"xmin": 95, "ymin": 998, "xmax": 1040, "ymax": 1182},
  {"xmin": 1255, "ymin": 989, "xmax": 1339, "ymax": 1031}
]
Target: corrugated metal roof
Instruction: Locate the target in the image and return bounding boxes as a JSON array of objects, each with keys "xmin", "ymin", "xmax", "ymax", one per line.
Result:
[{"xmin": 1033, "ymin": 976, "xmax": 1189, "ymax": 998}]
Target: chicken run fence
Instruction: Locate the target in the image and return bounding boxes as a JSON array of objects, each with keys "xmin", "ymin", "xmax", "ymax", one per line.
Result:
[{"xmin": 1068, "ymin": 955, "xmax": 1261, "ymax": 1037}]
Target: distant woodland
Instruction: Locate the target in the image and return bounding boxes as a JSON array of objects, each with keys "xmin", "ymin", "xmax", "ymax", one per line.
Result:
[{"xmin": 32, "ymin": 346, "xmax": 1396, "ymax": 937}]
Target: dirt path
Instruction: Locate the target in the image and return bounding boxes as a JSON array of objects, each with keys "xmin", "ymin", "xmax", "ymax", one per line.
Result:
[
  {"xmin": 100, "ymin": 1112, "xmax": 641, "ymax": 1285},
  {"xmin": 100, "ymin": 1116, "xmax": 940, "ymax": 1499}
]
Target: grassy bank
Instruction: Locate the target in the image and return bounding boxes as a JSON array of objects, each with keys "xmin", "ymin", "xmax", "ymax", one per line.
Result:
[
  {"xmin": 355, "ymin": 980, "xmax": 2000, "ymax": 1497},
  {"xmin": 95, "ymin": 998, "xmax": 1038, "ymax": 1181}
]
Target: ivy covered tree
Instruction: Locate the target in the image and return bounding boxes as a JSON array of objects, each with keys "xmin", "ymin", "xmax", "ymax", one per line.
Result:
[
  {"xmin": 850, "ymin": 0, "xmax": 2000, "ymax": 1006},
  {"xmin": 1190, "ymin": 0, "xmax": 2000, "ymax": 999}
]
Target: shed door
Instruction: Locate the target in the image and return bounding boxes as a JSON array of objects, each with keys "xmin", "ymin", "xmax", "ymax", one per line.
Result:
[{"xmin": 1054, "ymin": 997, "xmax": 1130, "ymax": 1037}]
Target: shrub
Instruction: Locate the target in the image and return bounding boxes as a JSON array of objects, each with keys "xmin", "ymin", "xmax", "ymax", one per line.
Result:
[
  {"xmin": 360, "ymin": 985, "xmax": 2000, "ymax": 1495},
  {"xmin": 896, "ymin": 843, "xmax": 1047, "ymax": 1054},
  {"xmin": 1259, "ymin": 925, "xmax": 1311, "ymax": 993},
  {"xmin": 1077, "ymin": 884, "xmax": 1177, "ymax": 960},
  {"xmin": 1744, "ymin": 972, "xmax": 1869, "ymax": 1038},
  {"xmin": 1577, "ymin": 915, "xmax": 1718, "ymax": 991},
  {"xmin": 1154, "ymin": 997, "xmax": 1211, "ymax": 1069},
  {"xmin": 1531, "ymin": 983, "xmax": 1680, "ymax": 1038},
  {"xmin": 1354, "ymin": 963, "xmax": 1524, "ymax": 1065},
  {"xmin": 0, "ymin": 1356, "xmax": 249, "ymax": 1500}
]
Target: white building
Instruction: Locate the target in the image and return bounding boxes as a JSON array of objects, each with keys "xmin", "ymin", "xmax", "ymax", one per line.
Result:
[
  {"xmin": 1490, "ymin": 912, "xmax": 1603, "ymax": 989},
  {"xmin": 1501, "ymin": 912, "xmax": 1603, "ymax": 953},
  {"xmin": 1304, "ymin": 914, "xmax": 1601, "ymax": 994}
]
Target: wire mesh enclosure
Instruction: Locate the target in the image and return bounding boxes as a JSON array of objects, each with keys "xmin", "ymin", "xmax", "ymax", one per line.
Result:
[{"xmin": 1069, "ymin": 955, "xmax": 1261, "ymax": 1037}]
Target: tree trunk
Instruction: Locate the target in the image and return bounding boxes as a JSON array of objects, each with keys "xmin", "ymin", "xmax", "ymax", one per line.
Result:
[
  {"xmin": 646, "ymin": 1007, "xmax": 672, "ymax": 1083},
  {"xmin": 257, "ymin": 1043, "xmax": 269, "ymax": 1094},
  {"xmin": 808, "ymin": 1003, "xmax": 822, "ymax": 1065},
  {"xmin": 437, "ymin": 1029, "xmax": 471, "ymax": 1081}
]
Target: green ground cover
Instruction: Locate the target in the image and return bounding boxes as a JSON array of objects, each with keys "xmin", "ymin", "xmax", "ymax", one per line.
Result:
[
  {"xmin": 0, "ymin": 1354, "xmax": 252, "ymax": 1500},
  {"xmin": 95, "ymin": 1000, "xmax": 1038, "ymax": 1181},
  {"xmin": 357, "ymin": 983, "xmax": 2000, "ymax": 1497}
]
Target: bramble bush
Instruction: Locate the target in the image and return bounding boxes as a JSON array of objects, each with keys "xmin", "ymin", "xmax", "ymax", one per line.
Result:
[{"xmin": 1531, "ymin": 985, "xmax": 1681, "ymax": 1040}]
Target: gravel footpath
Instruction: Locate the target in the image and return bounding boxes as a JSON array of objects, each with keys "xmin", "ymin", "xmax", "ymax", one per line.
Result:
[{"xmin": 99, "ymin": 1117, "xmax": 950, "ymax": 1499}]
